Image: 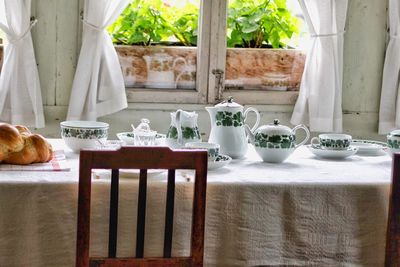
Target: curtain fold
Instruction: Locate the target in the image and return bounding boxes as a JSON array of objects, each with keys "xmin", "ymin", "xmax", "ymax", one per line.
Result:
[
  {"xmin": 379, "ymin": 0, "xmax": 400, "ymax": 134},
  {"xmin": 67, "ymin": 0, "xmax": 130, "ymax": 121},
  {"xmin": 291, "ymin": 0, "xmax": 348, "ymax": 132},
  {"xmin": 0, "ymin": 0, "xmax": 45, "ymax": 128}
]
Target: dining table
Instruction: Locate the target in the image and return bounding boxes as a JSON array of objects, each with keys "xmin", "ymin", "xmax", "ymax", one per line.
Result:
[{"xmin": 0, "ymin": 139, "xmax": 392, "ymax": 267}]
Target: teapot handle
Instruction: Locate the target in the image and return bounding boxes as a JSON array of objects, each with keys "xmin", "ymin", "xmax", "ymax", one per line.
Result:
[
  {"xmin": 175, "ymin": 109, "xmax": 183, "ymax": 146},
  {"xmin": 243, "ymin": 107, "xmax": 260, "ymax": 132},
  {"xmin": 293, "ymin": 124, "xmax": 310, "ymax": 148},
  {"xmin": 172, "ymin": 57, "xmax": 187, "ymax": 69}
]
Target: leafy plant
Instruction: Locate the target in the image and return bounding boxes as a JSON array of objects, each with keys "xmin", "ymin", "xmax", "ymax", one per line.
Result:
[
  {"xmin": 108, "ymin": 0, "xmax": 198, "ymax": 46},
  {"xmin": 108, "ymin": 0, "xmax": 299, "ymax": 48},
  {"xmin": 227, "ymin": 0, "xmax": 299, "ymax": 48}
]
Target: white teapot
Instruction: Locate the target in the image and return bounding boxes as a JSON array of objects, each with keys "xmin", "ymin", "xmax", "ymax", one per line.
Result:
[
  {"xmin": 245, "ymin": 119, "xmax": 310, "ymax": 163},
  {"xmin": 206, "ymin": 97, "xmax": 260, "ymax": 158}
]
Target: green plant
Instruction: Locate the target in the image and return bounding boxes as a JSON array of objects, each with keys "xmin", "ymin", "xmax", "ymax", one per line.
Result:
[
  {"xmin": 227, "ymin": 0, "xmax": 299, "ymax": 48},
  {"xmin": 108, "ymin": 0, "xmax": 198, "ymax": 46},
  {"xmin": 108, "ymin": 0, "xmax": 299, "ymax": 48}
]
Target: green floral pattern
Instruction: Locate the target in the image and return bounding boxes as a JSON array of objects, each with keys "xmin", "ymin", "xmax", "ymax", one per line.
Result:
[
  {"xmin": 166, "ymin": 126, "xmax": 200, "ymax": 140},
  {"xmin": 388, "ymin": 139, "xmax": 400, "ymax": 149},
  {"xmin": 320, "ymin": 139, "xmax": 350, "ymax": 149},
  {"xmin": 254, "ymin": 133, "xmax": 295, "ymax": 149},
  {"xmin": 61, "ymin": 127, "xmax": 108, "ymax": 139},
  {"xmin": 215, "ymin": 111, "xmax": 243, "ymax": 127}
]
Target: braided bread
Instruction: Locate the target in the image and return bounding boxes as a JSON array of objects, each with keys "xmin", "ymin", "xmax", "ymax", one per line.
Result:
[{"xmin": 0, "ymin": 123, "xmax": 53, "ymax": 165}]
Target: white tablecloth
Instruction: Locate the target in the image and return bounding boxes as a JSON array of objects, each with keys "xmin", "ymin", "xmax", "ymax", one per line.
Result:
[{"xmin": 0, "ymin": 139, "xmax": 392, "ymax": 267}]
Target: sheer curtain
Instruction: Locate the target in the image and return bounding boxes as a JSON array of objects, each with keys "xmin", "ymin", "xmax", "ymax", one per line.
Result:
[
  {"xmin": 67, "ymin": 0, "xmax": 130, "ymax": 121},
  {"xmin": 379, "ymin": 0, "xmax": 400, "ymax": 134},
  {"xmin": 291, "ymin": 0, "xmax": 348, "ymax": 132},
  {"xmin": 0, "ymin": 0, "xmax": 44, "ymax": 128}
]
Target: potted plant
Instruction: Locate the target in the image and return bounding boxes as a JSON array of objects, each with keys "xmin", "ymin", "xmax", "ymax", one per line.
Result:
[{"xmin": 108, "ymin": 0, "xmax": 305, "ymax": 90}]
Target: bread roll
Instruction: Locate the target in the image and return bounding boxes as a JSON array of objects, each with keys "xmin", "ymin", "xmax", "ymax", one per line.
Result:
[{"xmin": 0, "ymin": 123, "xmax": 53, "ymax": 165}]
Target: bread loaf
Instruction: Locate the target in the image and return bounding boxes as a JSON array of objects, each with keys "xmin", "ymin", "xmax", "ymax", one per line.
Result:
[{"xmin": 0, "ymin": 123, "xmax": 53, "ymax": 165}]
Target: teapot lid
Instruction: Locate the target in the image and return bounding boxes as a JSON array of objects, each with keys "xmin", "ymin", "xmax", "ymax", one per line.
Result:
[
  {"xmin": 215, "ymin": 96, "xmax": 243, "ymax": 108},
  {"xmin": 257, "ymin": 119, "xmax": 293, "ymax": 135}
]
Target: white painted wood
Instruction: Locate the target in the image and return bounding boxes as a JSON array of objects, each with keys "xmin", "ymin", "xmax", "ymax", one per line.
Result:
[
  {"xmin": 56, "ymin": 0, "xmax": 80, "ymax": 106},
  {"xmin": 208, "ymin": 0, "xmax": 228, "ymax": 103},
  {"xmin": 342, "ymin": 0, "xmax": 387, "ymax": 113},
  {"xmin": 32, "ymin": 0, "xmax": 57, "ymax": 106}
]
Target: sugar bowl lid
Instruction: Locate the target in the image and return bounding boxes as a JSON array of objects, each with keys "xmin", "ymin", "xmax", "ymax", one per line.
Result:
[
  {"xmin": 215, "ymin": 96, "xmax": 243, "ymax": 108},
  {"xmin": 256, "ymin": 119, "xmax": 294, "ymax": 136}
]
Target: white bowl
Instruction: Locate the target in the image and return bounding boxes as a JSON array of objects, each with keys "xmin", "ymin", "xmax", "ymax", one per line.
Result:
[{"xmin": 60, "ymin": 121, "xmax": 109, "ymax": 152}]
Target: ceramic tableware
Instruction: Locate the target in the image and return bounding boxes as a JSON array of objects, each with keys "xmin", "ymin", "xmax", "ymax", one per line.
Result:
[
  {"xmin": 246, "ymin": 119, "xmax": 310, "ymax": 163},
  {"xmin": 60, "ymin": 121, "xmax": 109, "ymax": 152},
  {"xmin": 206, "ymin": 96, "xmax": 260, "ymax": 158},
  {"xmin": 307, "ymin": 144, "xmax": 358, "ymax": 159},
  {"xmin": 387, "ymin": 130, "xmax": 400, "ymax": 155},
  {"xmin": 208, "ymin": 154, "xmax": 232, "ymax": 170},
  {"xmin": 351, "ymin": 139, "xmax": 387, "ymax": 156},
  {"xmin": 185, "ymin": 142, "xmax": 220, "ymax": 161},
  {"xmin": 311, "ymin": 133, "xmax": 352, "ymax": 150},
  {"xmin": 143, "ymin": 52, "xmax": 186, "ymax": 88},
  {"xmin": 166, "ymin": 109, "xmax": 201, "ymax": 148}
]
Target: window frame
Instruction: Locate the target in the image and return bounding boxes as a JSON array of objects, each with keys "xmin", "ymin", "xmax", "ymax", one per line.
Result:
[{"xmin": 78, "ymin": 0, "xmax": 301, "ymax": 105}]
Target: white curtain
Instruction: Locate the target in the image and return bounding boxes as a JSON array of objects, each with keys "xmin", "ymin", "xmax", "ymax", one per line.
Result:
[
  {"xmin": 291, "ymin": 0, "xmax": 348, "ymax": 132},
  {"xmin": 379, "ymin": 0, "xmax": 400, "ymax": 134},
  {"xmin": 67, "ymin": 0, "xmax": 130, "ymax": 121},
  {"xmin": 0, "ymin": 0, "xmax": 45, "ymax": 128}
]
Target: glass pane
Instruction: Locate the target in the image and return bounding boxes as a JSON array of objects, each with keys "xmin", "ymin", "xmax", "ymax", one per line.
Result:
[
  {"xmin": 109, "ymin": 0, "xmax": 200, "ymax": 90},
  {"xmin": 224, "ymin": 0, "xmax": 307, "ymax": 91}
]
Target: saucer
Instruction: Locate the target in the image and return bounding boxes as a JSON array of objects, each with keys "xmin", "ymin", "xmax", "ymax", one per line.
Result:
[
  {"xmin": 307, "ymin": 145, "xmax": 358, "ymax": 159},
  {"xmin": 351, "ymin": 139, "xmax": 387, "ymax": 156},
  {"xmin": 116, "ymin": 132, "xmax": 166, "ymax": 146},
  {"xmin": 208, "ymin": 154, "xmax": 231, "ymax": 170}
]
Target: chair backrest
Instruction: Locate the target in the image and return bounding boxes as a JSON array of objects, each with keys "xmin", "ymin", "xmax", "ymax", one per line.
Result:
[
  {"xmin": 386, "ymin": 153, "xmax": 400, "ymax": 266},
  {"xmin": 76, "ymin": 146, "xmax": 208, "ymax": 267}
]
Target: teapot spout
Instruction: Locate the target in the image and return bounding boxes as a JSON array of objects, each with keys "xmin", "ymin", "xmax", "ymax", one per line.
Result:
[{"xmin": 245, "ymin": 124, "xmax": 255, "ymax": 144}]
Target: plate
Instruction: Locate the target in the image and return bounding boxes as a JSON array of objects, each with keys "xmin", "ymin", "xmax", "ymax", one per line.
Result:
[
  {"xmin": 307, "ymin": 145, "xmax": 358, "ymax": 159},
  {"xmin": 116, "ymin": 132, "xmax": 166, "ymax": 146},
  {"xmin": 208, "ymin": 154, "xmax": 232, "ymax": 170},
  {"xmin": 351, "ymin": 139, "xmax": 387, "ymax": 156}
]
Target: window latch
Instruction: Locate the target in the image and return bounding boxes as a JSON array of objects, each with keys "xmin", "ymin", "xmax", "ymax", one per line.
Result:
[{"xmin": 212, "ymin": 69, "xmax": 224, "ymax": 102}]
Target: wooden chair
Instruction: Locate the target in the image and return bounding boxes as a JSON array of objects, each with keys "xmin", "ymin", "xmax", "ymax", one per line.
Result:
[
  {"xmin": 76, "ymin": 146, "xmax": 208, "ymax": 267},
  {"xmin": 386, "ymin": 153, "xmax": 400, "ymax": 266}
]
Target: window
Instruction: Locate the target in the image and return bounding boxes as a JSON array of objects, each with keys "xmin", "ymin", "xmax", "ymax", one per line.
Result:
[{"xmin": 109, "ymin": 0, "xmax": 306, "ymax": 104}]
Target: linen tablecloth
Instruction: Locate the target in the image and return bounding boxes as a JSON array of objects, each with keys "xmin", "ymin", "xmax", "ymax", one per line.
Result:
[{"xmin": 0, "ymin": 139, "xmax": 391, "ymax": 267}]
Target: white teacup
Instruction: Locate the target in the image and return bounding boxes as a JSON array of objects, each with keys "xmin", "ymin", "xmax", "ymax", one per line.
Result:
[
  {"xmin": 311, "ymin": 134, "xmax": 352, "ymax": 150},
  {"xmin": 185, "ymin": 142, "xmax": 220, "ymax": 161},
  {"xmin": 387, "ymin": 130, "xmax": 400, "ymax": 153}
]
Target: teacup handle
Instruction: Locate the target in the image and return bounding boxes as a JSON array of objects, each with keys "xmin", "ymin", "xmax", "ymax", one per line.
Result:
[
  {"xmin": 310, "ymin": 136, "xmax": 320, "ymax": 147},
  {"xmin": 244, "ymin": 107, "xmax": 260, "ymax": 132},
  {"xmin": 293, "ymin": 124, "xmax": 310, "ymax": 148},
  {"xmin": 175, "ymin": 109, "xmax": 183, "ymax": 145}
]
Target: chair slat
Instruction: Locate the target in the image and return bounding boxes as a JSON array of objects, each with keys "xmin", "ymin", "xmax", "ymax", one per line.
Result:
[
  {"xmin": 90, "ymin": 257, "xmax": 192, "ymax": 267},
  {"xmin": 108, "ymin": 169, "xmax": 119, "ymax": 258},
  {"xmin": 136, "ymin": 169, "xmax": 148, "ymax": 258},
  {"xmin": 163, "ymin": 169, "xmax": 176, "ymax": 258}
]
